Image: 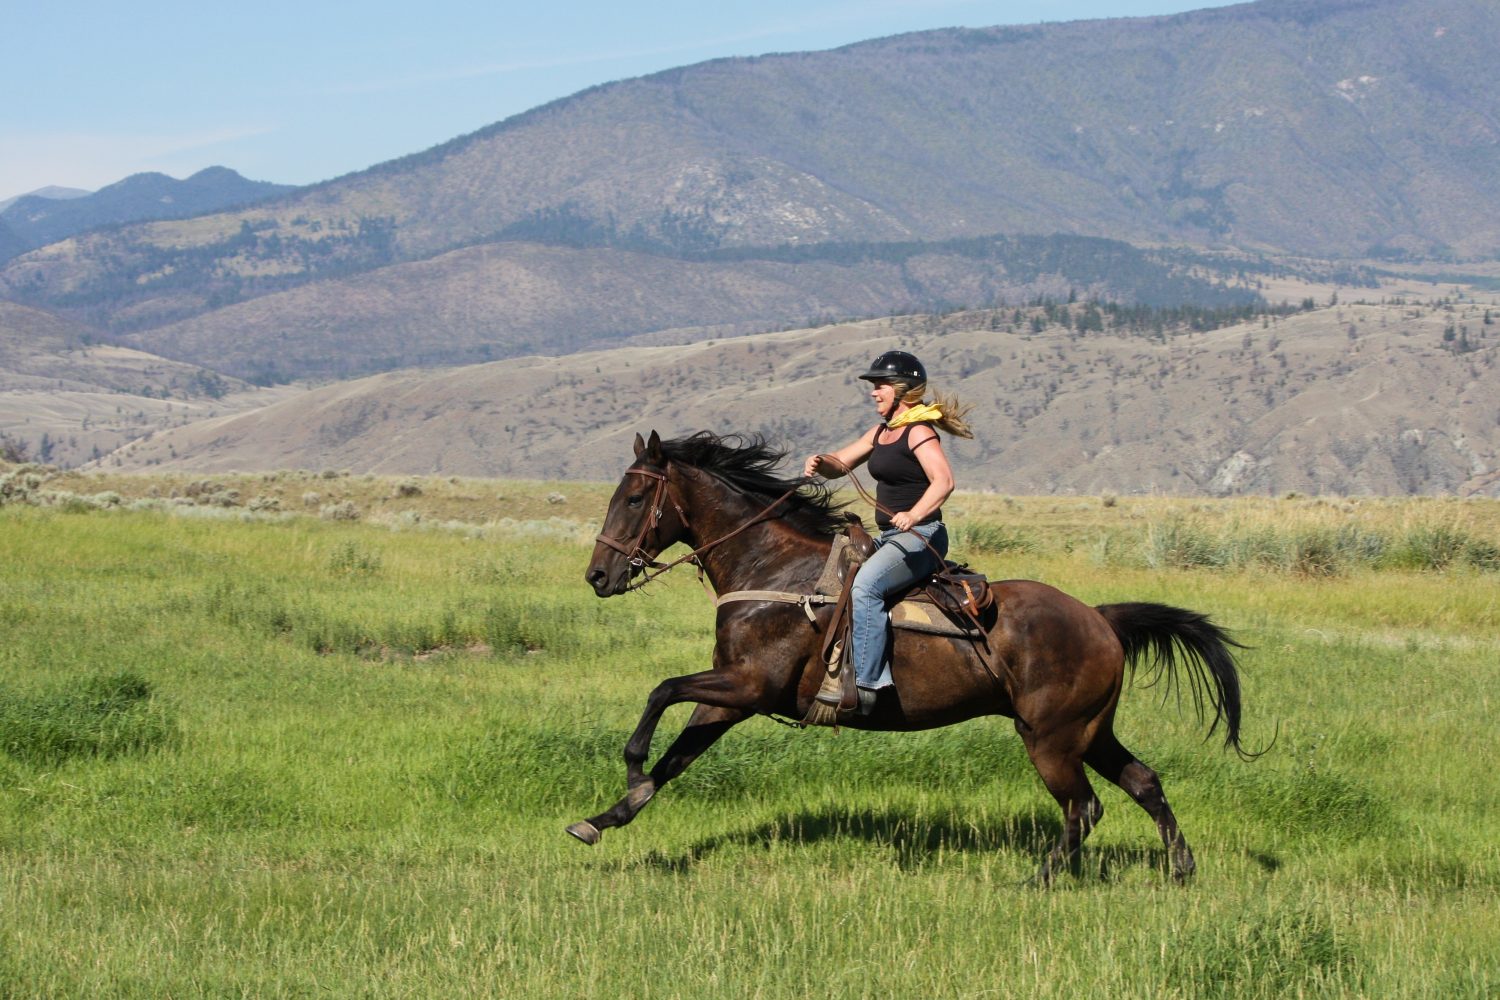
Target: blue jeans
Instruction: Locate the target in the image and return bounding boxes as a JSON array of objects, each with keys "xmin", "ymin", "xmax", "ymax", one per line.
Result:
[{"xmin": 850, "ymin": 522, "xmax": 948, "ymax": 690}]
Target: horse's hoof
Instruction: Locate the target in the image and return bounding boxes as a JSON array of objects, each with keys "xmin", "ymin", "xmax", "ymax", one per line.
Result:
[
  {"xmin": 565, "ymin": 820, "xmax": 601, "ymax": 845},
  {"xmin": 1171, "ymin": 844, "xmax": 1196, "ymax": 883}
]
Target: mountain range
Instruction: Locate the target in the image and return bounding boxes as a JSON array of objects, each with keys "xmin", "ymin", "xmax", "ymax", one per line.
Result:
[
  {"xmin": 0, "ymin": 168, "xmax": 292, "ymax": 264},
  {"xmin": 2, "ymin": 0, "xmax": 1497, "ymax": 385},
  {"xmin": 2, "ymin": 0, "xmax": 1499, "ymax": 496},
  {"xmin": 0, "ymin": 186, "xmax": 89, "ymax": 215}
]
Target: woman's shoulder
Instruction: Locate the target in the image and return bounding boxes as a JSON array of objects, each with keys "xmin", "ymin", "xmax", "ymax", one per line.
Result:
[{"xmin": 907, "ymin": 424, "xmax": 941, "ymax": 448}]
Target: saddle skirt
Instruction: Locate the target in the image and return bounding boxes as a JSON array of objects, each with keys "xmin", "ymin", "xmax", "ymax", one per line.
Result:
[{"xmin": 890, "ymin": 592, "xmax": 989, "ymax": 636}]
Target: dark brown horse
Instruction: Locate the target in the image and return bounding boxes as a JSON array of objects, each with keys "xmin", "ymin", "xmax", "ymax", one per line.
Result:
[{"xmin": 573, "ymin": 431, "xmax": 1249, "ymax": 883}]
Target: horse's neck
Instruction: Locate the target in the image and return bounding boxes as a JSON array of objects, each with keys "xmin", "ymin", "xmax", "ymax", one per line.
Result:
[{"xmin": 683, "ymin": 482, "xmax": 832, "ymax": 595}]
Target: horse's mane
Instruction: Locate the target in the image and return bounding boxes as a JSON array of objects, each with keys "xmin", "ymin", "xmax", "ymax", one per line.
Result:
[{"xmin": 658, "ymin": 432, "xmax": 851, "ymax": 538}]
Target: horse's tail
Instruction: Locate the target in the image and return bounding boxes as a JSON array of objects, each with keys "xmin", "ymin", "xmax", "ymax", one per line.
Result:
[{"xmin": 1096, "ymin": 602, "xmax": 1250, "ymax": 757}]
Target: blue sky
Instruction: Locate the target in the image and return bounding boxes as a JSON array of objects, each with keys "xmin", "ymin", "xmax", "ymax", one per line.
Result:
[{"xmin": 3, "ymin": 0, "xmax": 1239, "ymax": 200}]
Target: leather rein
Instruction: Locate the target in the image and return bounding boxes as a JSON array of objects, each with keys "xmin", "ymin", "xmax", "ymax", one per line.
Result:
[
  {"xmin": 815, "ymin": 452, "xmax": 952, "ymax": 569},
  {"xmin": 596, "ymin": 453, "xmax": 935, "ymax": 592},
  {"xmin": 594, "ymin": 463, "xmax": 800, "ymax": 592}
]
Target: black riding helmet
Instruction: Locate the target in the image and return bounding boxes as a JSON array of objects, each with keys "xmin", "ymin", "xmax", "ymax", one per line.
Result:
[{"xmin": 857, "ymin": 350, "xmax": 926, "ymax": 384}]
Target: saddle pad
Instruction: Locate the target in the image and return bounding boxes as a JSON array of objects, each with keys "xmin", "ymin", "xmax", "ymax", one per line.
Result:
[{"xmin": 890, "ymin": 599, "xmax": 981, "ymax": 637}]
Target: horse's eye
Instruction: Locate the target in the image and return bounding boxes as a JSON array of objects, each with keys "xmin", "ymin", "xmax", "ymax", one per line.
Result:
[{"xmin": 627, "ymin": 494, "xmax": 644, "ymax": 508}]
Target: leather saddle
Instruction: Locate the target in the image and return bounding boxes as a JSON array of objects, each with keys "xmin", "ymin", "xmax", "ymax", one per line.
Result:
[
  {"xmin": 808, "ymin": 515, "xmax": 999, "ymax": 723},
  {"xmin": 841, "ymin": 514, "xmax": 995, "ymax": 624}
]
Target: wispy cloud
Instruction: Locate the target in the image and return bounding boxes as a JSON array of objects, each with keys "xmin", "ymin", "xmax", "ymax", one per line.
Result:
[
  {"xmin": 322, "ymin": 1, "xmax": 986, "ymax": 98},
  {"xmin": 322, "ymin": 36, "xmax": 773, "ymax": 98}
]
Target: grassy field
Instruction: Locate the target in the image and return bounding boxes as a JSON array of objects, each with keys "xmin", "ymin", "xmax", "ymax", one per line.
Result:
[{"xmin": 1, "ymin": 470, "xmax": 1497, "ymax": 998}]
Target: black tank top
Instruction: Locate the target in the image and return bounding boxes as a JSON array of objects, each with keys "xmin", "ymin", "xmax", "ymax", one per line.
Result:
[{"xmin": 867, "ymin": 424, "xmax": 941, "ymax": 528}]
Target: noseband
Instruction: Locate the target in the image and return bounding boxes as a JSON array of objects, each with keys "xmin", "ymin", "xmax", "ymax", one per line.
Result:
[{"xmin": 593, "ymin": 464, "xmax": 690, "ymax": 571}]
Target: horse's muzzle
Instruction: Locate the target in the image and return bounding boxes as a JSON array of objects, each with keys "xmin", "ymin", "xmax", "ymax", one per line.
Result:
[{"xmin": 585, "ymin": 564, "xmax": 631, "ymax": 597}]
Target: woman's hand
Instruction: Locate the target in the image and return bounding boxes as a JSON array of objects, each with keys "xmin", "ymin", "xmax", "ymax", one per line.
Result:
[
  {"xmin": 890, "ymin": 511, "xmax": 915, "ymax": 531},
  {"xmin": 805, "ymin": 435, "xmax": 874, "ymax": 480},
  {"xmin": 804, "ymin": 453, "xmax": 850, "ymax": 478}
]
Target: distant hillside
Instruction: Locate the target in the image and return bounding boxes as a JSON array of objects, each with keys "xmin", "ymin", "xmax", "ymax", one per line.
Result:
[
  {"xmin": 0, "ymin": 300, "xmax": 269, "ymax": 467},
  {"xmin": 116, "ymin": 234, "xmax": 1303, "ymax": 382},
  {"xmin": 0, "ymin": 167, "xmax": 292, "ymax": 264},
  {"xmin": 0, "ymin": 186, "xmax": 89, "ymax": 214},
  {"xmin": 0, "ymin": 220, "xmax": 26, "ymax": 262},
  {"xmin": 0, "ymin": 0, "xmax": 1494, "ymax": 384},
  {"xmin": 100, "ymin": 294, "xmax": 1500, "ymax": 497}
]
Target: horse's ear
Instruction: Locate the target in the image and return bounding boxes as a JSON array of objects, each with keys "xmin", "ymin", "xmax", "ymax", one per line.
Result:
[
  {"xmin": 644, "ymin": 430, "xmax": 663, "ymax": 462},
  {"xmin": 633, "ymin": 433, "xmax": 646, "ymax": 459}
]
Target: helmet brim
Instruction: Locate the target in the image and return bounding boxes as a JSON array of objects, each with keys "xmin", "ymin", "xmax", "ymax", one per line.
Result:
[
  {"xmin": 858, "ymin": 369, "xmax": 924, "ymax": 383},
  {"xmin": 857, "ymin": 351, "xmax": 926, "ymax": 383}
]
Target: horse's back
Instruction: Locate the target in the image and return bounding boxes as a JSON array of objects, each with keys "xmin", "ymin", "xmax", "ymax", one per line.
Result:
[{"xmin": 993, "ymin": 579, "xmax": 1116, "ymax": 636}]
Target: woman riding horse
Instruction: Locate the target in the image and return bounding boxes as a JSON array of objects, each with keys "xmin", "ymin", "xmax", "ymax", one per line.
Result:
[{"xmin": 577, "ymin": 429, "xmax": 1248, "ymax": 883}]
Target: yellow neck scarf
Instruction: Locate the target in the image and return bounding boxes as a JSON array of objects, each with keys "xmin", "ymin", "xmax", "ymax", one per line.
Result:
[{"xmin": 886, "ymin": 402, "xmax": 943, "ymax": 429}]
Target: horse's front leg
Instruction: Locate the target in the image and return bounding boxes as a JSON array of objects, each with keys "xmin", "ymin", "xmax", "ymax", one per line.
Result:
[{"xmin": 567, "ymin": 670, "xmax": 756, "ymax": 845}]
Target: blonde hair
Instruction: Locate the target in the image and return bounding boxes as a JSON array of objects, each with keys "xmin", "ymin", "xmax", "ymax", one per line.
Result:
[{"xmin": 892, "ymin": 381, "xmax": 975, "ymax": 439}]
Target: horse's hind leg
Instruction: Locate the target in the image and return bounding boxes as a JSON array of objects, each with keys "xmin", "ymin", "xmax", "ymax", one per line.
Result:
[
  {"xmin": 1084, "ymin": 730, "xmax": 1195, "ymax": 881},
  {"xmin": 567, "ymin": 702, "xmax": 747, "ymax": 845},
  {"xmin": 1019, "ymin": 723, "xmax": 1104, "ymax": 886}
]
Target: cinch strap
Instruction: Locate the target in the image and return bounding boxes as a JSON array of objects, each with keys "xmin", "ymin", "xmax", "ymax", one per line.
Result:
[{"xmin": 715, "ymin": 590, "xmax": 835, "ymax": 622}]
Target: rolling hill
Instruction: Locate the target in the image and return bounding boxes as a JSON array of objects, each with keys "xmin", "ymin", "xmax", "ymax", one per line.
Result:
[
  {"xmin": 99, "ymin": 291, "xmax": 1500, "ymax": 497},
  {"xmin": 101, "ymin": 235, "xmax": 1287, "ymax": 382},
  {"xmin": 0, "ymin": 301, "xmax": 284, "ymax": 467}
]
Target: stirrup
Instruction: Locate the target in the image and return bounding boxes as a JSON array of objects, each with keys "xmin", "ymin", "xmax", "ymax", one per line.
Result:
[{"xmin": 803, "ymin": 642, "xmax": 856, "ymax": 727}]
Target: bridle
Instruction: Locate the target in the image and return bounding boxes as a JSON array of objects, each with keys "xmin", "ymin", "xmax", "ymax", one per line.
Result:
[
  {"xmin": 593, "ymin": 462, "xmax": 800, "ymax": 592},
  {"xmin": 593, "ymin": 465, "xmax": 689, "ymax": 573}
]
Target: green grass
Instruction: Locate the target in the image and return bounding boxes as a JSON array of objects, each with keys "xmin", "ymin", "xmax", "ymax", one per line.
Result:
[
  {"xmin": 0, "ymin": 671, "xmax": 176, "ymax": 765},
  {"xmin": 1, "ymin": 493, "xmax": 1497, "ymax": 998}
]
